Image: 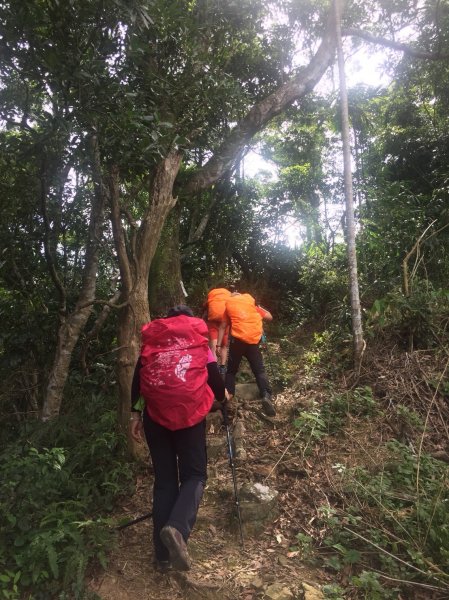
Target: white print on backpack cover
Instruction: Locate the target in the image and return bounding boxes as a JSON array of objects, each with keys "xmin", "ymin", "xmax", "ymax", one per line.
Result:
[
  {"xmin": 145, "ymin": 334, "xmax": 198, "ymax": 386},
  {"xmin": 175, "ymin": 354, "xmax": 192, "ymax": 382}
]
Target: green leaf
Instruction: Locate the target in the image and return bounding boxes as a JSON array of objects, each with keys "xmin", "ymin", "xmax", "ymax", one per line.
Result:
[
  {"xmin": 98, "ymin": 550, "xmax": 108, "ymax": 569},
  {"xmin": 6, "ymin": 514, "xmax": 16, "ymax": 526},
  {"xmin": 13, "ymin": 536, "xmax": 25, "ymax": 547},
  {"xmin": 47, "ymin": 545, "xmax": 59, "ymax": 579},
  {"xmin": 324, "ymin": 555, "xmax": 342, "ymax": 571},
  {"xmin": 343, "ymin": 549, "xmax": 361, "ymax": 564}
]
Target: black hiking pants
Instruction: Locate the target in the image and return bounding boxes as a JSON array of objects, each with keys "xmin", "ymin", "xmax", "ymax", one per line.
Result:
[
  {"xmin": 143, "ymin": 410, "xmax": 207, "ymax": 561},
  {"xmin": 225, "ymin": 336, "xmax": 272, "ymax": 397}
]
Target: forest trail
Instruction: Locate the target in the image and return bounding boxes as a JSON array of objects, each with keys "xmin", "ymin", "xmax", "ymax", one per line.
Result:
[
  {"xmin": 86, "ymin": 340, "xmax": 449, "ymax": 600},
  {"xmin": 88, "ymin": 371, "xmax": 335, "ymax": 600}
]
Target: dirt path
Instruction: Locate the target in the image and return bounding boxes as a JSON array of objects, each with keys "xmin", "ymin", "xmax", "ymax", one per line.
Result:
[{"xmin": 88, "ymin": 387, "xmax": 333, "ymax": 600}]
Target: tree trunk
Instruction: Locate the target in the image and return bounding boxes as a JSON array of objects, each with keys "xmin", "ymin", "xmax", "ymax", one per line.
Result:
[
  {"xmin": 306, "ymin": 191, "xmax": 323, "ymax": 244},
  {"xmin": 334, "ymin": 0, "xmax": 365, "ymax": 373},
  {"xmin": 42, "ymin": 133, "xmax": 108, "ymax": 420},
  {"xmin": 110, "ymin": 151, "xmax": 182, "ymax": 440},
  {"xmin": 149, "ymin": 204, "xmax": 186, "ymax": 316}
]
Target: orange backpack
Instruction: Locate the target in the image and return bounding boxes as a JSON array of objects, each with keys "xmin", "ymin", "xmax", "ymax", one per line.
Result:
[
  {"xmin": 207, "ymin": 288, "xmax": 231, "ymax": 321},
  {"xmin": 225, "ymin": 293, "xmax": 263, "ymax": 344}
]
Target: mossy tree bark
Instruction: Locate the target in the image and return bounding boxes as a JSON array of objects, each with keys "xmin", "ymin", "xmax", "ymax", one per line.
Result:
[{"xmin": 149, "ymin": 204, "xmax": 186, "ymax": 317}]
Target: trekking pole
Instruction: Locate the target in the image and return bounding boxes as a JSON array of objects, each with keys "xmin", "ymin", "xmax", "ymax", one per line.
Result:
[
  {"xmin": 221, "ymin": 399, "xmax": 245, "ymax": 548},
  {"xmin": 117, "ymin": 511, "xmax": 153, "ymax": 531}
]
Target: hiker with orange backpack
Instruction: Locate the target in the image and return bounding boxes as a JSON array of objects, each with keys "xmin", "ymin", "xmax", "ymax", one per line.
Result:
[
  {"xmin": 218, "ymin": 291, "xmax": 276, "ymax": 417},
  {"xmin": 129, "ymin": 305, "xmax": 226, "ymax": 572},
  {"xmin": 203, "ymin": 286, "xmax": 232, "ymax": 375}
]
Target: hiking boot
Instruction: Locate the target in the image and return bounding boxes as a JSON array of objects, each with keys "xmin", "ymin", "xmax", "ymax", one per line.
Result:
[
  {"xmin": 261, "ymin": 392, "xmax": 276, "ymax": 417},
  {"xmin": 160, "ymin": 526, "xmax": 191, "ymax": 571}
]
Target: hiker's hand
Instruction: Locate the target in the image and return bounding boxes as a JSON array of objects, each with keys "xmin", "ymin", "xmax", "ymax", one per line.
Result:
[
  {"xmin": 225, "ymin": 389, "xmax": 231, "ymax": 401},
  {"xmin": 130, "ymin": 415, "xmax": 144, "ymax": 442}
]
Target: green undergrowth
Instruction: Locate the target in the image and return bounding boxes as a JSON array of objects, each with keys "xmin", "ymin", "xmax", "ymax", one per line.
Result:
[
  {"xmin": 366, "ymin": 284, "xmax": 449, "ymax": 349},
  {"xmin": 0, "ymin": 389, "xmax": 134, "ymax": 599},
  {"xmin": 292, "ymin": 378, "xmax": 449, "ymax": 598},
  {"xmin": 317, "ymin": 441, "xmax": 449, "ymax": 598},
  {"xmin": 234, "ymin": 334, "xmax": 294, "ymax": 391}
]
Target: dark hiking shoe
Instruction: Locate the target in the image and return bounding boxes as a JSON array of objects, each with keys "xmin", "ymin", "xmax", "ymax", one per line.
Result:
[
  {"xmin": 154, "ymin": 559, "xmax": 172, "ymax": 573},
  {"xmin": 261, "ymin": 392, "xmax": 276, "ymax": 417},
  {"xmin": 160, "ymin": 526, "xmax": 191, "ymax": 571}
]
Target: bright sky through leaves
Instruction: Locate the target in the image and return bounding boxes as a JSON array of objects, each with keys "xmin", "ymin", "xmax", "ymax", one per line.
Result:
[{"xmin": 244, "ymin": 41, "xmax": 394, "ymax": 247}]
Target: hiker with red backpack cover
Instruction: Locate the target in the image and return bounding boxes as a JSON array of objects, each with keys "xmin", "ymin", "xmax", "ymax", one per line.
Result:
[{"xmin": 130, "ymin": 305, "xmax": 225, "ymax": 572}]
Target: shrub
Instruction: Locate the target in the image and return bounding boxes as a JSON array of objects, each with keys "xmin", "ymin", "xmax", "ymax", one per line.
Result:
[
  {"xmin": 0, "ymin": 392, "xmax": 133, "ymax": 599},
  {"xmin": 367, "ymin": 283, "xmax": 449, "ymax": 349},
  {"xmin": 321, "ymin": 442, "xmax": 449, "ymax": 592}
]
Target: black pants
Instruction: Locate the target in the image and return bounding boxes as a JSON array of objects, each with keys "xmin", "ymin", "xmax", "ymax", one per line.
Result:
[
  {"xmin": 225, "ymin": 336, "xmax": 272, "ymax": 397},
  {"xmin": 143, "ymin": 410, "xmax": 207, "ymax": 561}
]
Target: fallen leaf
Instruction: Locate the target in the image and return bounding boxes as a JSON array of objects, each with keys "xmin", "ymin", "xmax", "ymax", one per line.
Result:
[
  {"xmin": 250, "ymin": 575, "xmax": 264, "ymax": 589},
  {"xmin": 278, "ymin": 555, "xmax": 290, "ymax": 567}
]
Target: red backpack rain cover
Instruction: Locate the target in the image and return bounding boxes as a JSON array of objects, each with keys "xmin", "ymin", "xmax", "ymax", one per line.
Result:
[{"xmin": 139, "ymin": 315, "xmax": 214, "ymax": 431}]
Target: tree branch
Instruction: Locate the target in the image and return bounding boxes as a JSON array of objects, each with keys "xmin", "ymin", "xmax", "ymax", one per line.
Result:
[
  {"xmin": 183, "ymin": 9, "xmax": 337, "ymax": 195},
  {"xmin": 343, "ymin": 28, "xmax": 449, "ymax": 60},
  {"xmin": 109, "ymin": 164, "xmax": 133, "ymax": 294},
  {"xmin": 39, "ymin": 158, "xmax": 67, "ymax": 314},
  {"xmin": 76, "ymin": 298, "xmax": 129, "ymax": 311}
]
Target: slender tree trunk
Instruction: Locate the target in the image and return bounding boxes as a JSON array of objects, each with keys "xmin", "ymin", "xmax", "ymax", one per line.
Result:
[
  {"xmin": 80, "ymin": 285, "xmax": 121, "ymax": 375},
  {"xmin": 306, "ymin": 191, "xmax": 323, "ymax": 244},
  {"xmin": 334, "ymin": 0, "xmax": 365, "ymax": 373},
  {"xmin": 42, "ymin": 133, "xmax": 108, "ymax": 420},
  {"xmin": 186, "ymin": 195, "xmax": 219, "ymax": 248}
]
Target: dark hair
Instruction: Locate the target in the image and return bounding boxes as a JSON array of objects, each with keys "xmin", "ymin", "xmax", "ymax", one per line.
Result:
[{"xmin": 166, "ymin": 305, "xmax": 194, "ymax": 318}]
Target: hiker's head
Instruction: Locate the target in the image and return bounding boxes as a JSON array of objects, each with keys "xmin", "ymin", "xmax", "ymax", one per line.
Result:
[{"xmin": 166, "ymin": 305, "xmax": 194, "ymax": 318}]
